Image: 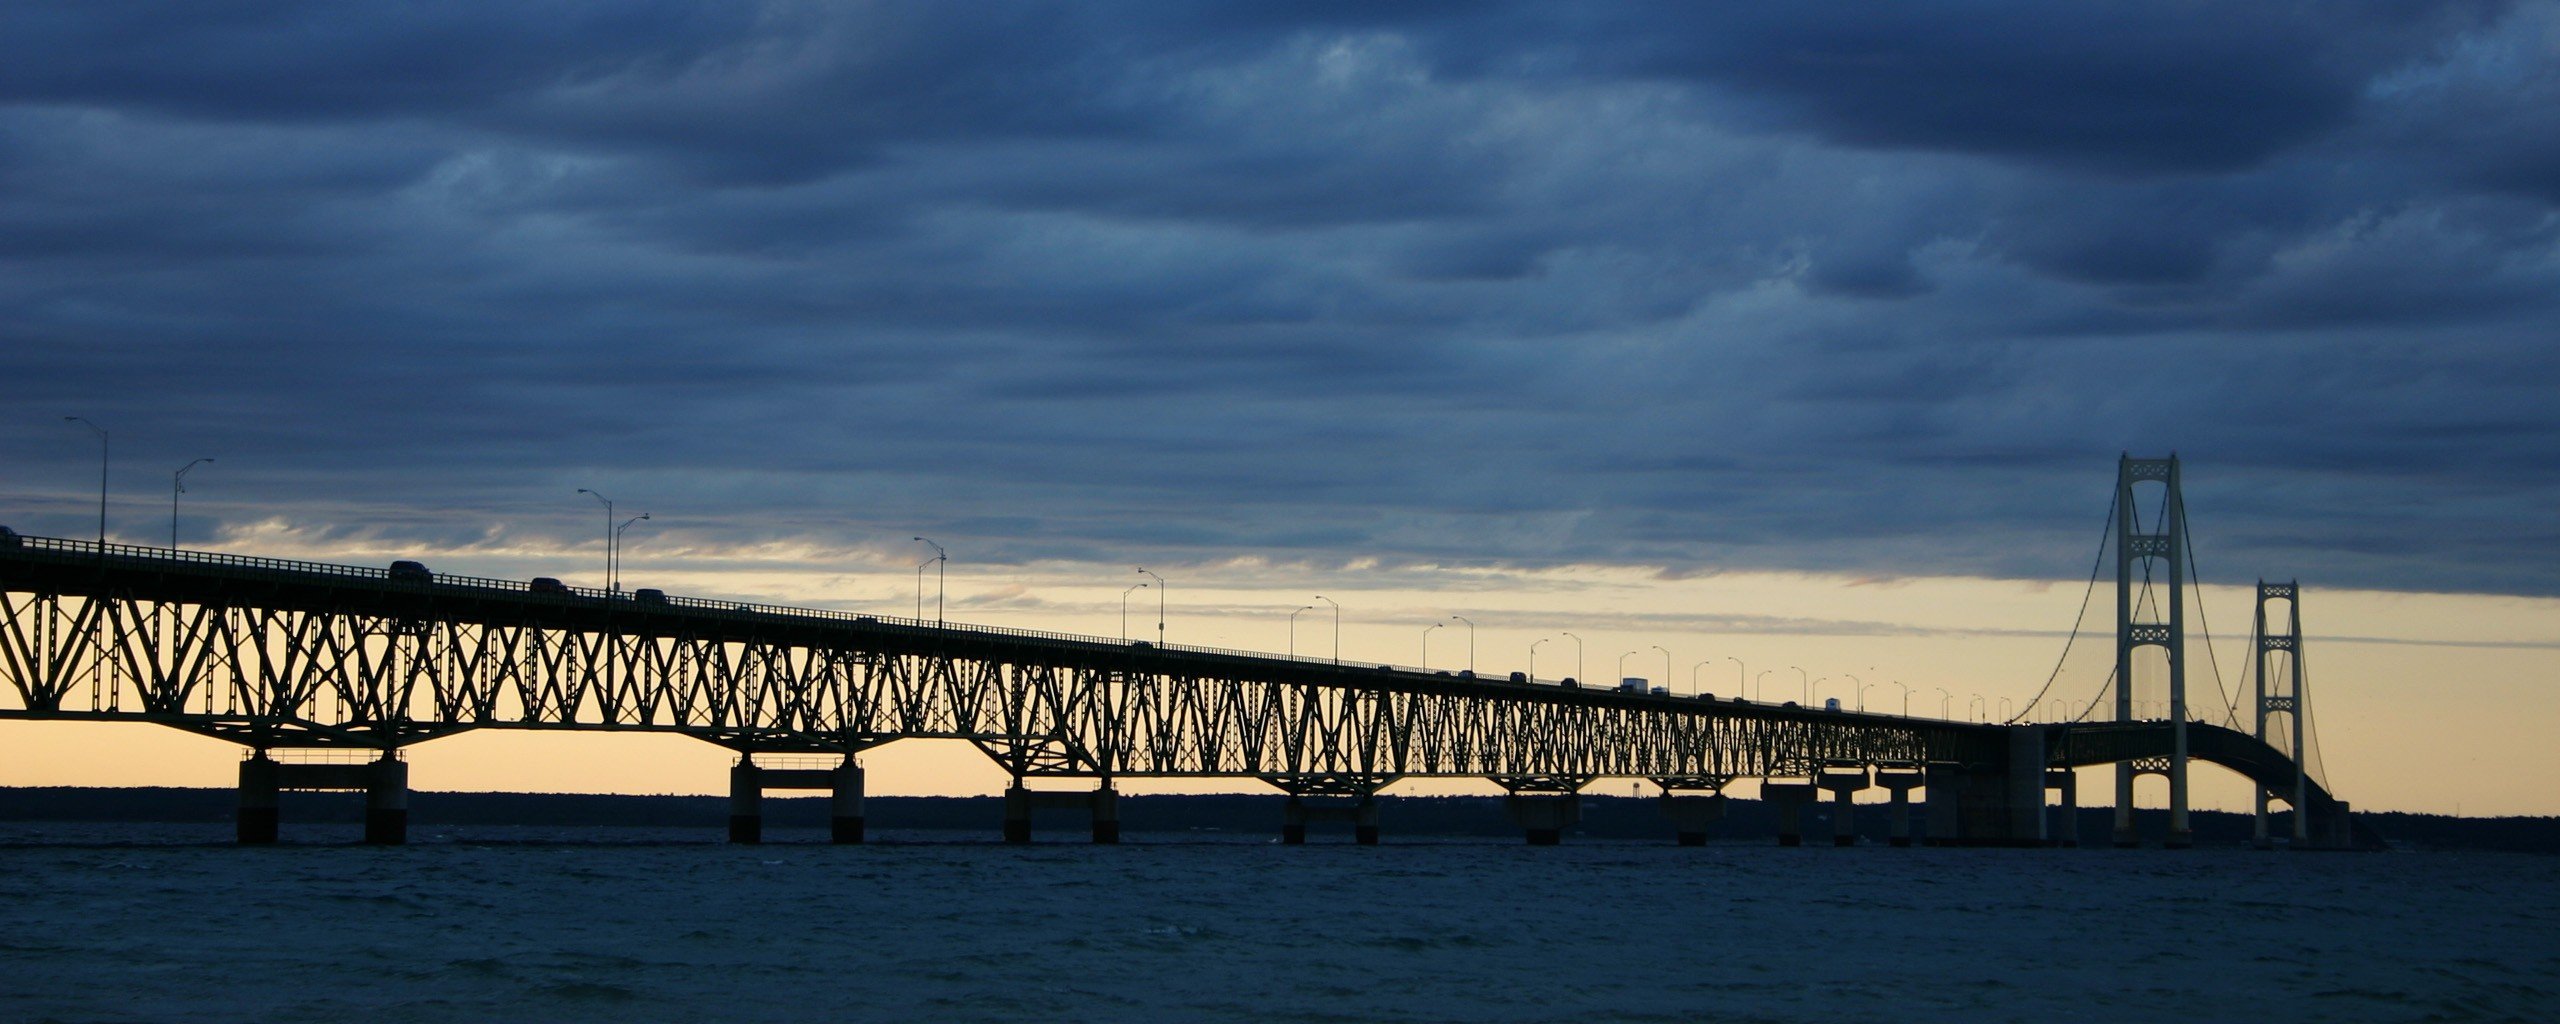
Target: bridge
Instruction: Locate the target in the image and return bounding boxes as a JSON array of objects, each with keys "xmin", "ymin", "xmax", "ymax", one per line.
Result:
[{"xmin": 0, "ymin": 455, "xmax": 2373, "ymax": 848}]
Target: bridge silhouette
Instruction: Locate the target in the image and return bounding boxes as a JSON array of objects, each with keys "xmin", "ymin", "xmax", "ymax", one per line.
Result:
[{"xmin": 0, "ymin": 455, "xmax": 2373, "ymax": 848}]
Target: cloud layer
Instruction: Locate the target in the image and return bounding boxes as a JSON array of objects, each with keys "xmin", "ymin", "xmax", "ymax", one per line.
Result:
[{"xmin": 3, "ymin": 1, "xmax": 2556, "ymax": 595}]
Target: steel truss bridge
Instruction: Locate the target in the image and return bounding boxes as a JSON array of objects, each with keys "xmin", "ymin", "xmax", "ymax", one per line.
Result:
[{"xmin": 0, "ymin": 457, "xmax": 2372, "ymax": 848}]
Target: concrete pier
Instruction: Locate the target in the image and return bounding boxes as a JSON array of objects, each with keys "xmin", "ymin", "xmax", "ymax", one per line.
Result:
[
  {"xmin": 1875, "ymin": 769, "xmax": 1923, "ymax": 847},
  {"xmin": 1003, "ymin": 784, "xmax": 1120, "ymax": 843},
  {"xmin": 1503, "ymin": 793, "xmax": 1581, "ymax": 845},
  {"xmin": 2047, "ymin": 769, "xmax": 2079, "ymax": 847},
  {"xmin": 363, "ymin": 758, "xmax": 409, "ymax": 846},
  {"xmin": 729, "ymin": 762, "xmax": 763, "ymax": 844},
  {"xmin": 235, "ymin": 752, "xmax": 409, "ymax": 845},
  {"xmin": 1762, "ymin": 781, "xmax": 1817, "ymax": 846},
  {"xmin": 728, "ymin": 760, "xmax": 865, "ymax": 844},
  {"xmin": 236, "ymin": 755, "xmax": 280, "ymax": 845},
  {"xmin": 1660, "ymin": 793, "xmax": 1727, "ymax": 846},
  {"xmin": 1817, "ymin": 768, "xmax": 1870, "ymax": 846},
  {"xmin": 1283, "ymin": 796, "xmax": 1381, "ymax": 845}
]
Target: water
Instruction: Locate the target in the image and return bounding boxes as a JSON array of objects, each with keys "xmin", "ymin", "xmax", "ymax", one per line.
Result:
[{"xmin": 0, "ymin": 825, "xmax": 2551, "ymax": 1022}]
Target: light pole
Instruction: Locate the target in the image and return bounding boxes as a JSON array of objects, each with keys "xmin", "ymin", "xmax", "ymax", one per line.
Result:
[
  {"xmin": 63, "ymin": 417, "xmax": 106, "ymax": 546},
  {"xmin": 1789, "ymin": 665, "xmax": 1809, "ymax": 704},
  {"xmin": 1616, "ymin": 650, "xmax": 1638, "ymax": 687},
  {"xmin": 1858, "ymin": 681, "xmax": 1876, "ymax": 712},
  {"xmin": 1121, "ymin": 582, "xmax": 1147, "ymax": 641},
  {"xmin": 1561, "ymin": 631, "xmax": 1584, "ymax": 685},
  {"xmin": 1314, "ymin": 595, "xmax": 1340, "ymax": 665},
  {"xmin": 1969, "ymin": 693, "xmax": 1985, "ymax": 722},
  {"xmin": 1727, "ymin": 656, "xmax": 1745, "ymax": 700},
  {"xmin": 1813, "ymin": 677, "xmax": 1831, "ymax": 707},
  {"xmin": 1998, "ymin": 697, "xmax": 2014, "ymax": 721},
  {"xmin": 1288, "ymin": 605, "xmax": 1314, "ymax": 660},
  {"xmin": 1893, "ymin": 680, "xmax": 1911, "ymax": 717},
  {"xmin": 1692, "ymin": 660, "xmax": 1711, "ymax": 695},
  {"xmin": 1450, "ymin": 615, "xmax": 1475, "ymax": 673},
  {"xmin": 1421, "ymin": 622, "xmax": 1444, "ymax": 670},
  {"xmin": 1531, "ymin": 638, "xmax": 1550, "ymax": 683},
  {"xmin": 1935, "ymin": 687, "xmax": 1953, "ymax": 719},
  {"xmin": 1136, "ymin": 568, "xmax": 1164, "ymax": 645},
  {"xmin": 914, "ymin": 538, "xmax": 946, "ymax": 625},
  {"xmin": 1756, "ymin": 670, "xmax": 1772, "ymax": 702},
  {"xmin": 1842, "ymin": 671, "xmax": 1863, "ymax": 709},
  {"xmin": 1653, "ymin": 645, "xmax": 1671, "ymax": 693},
  {"xmin": 614, "ymin": 514, "xmax": 649, "ymax": 591},
  {"xmin": 576, "ymin": 489, "xmax": 613, "ymax": 590},
  {"xmin": 171, "ymin": 457, "xmax": 213, "ymax": 549}
]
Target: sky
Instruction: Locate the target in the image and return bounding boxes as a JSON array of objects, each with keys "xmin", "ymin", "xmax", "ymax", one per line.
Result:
[{"xmin": 2, "ymin": 2, "xmax": 2556, "ymax": 817}]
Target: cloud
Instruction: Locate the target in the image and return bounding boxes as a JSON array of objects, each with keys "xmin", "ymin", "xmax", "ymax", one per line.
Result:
[{"xmin": 1, "ymin": 1, "xmax": 2556, "ymax": 599}]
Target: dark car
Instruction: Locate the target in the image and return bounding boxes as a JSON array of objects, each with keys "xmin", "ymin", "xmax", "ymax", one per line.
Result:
[
  {"xmin": 634, "ymin": 588, "xmax": 667, "ymax": 605},
  {"xmin": 0, "ymin": 525, "xmax": 19, "ymax": 549},
  {"xmin": 529, "ymin": 577, "xmax": 569, "ymax": 595},
  {"xmin": 1508, "ymin": 672, "xmax": 1529, "ymax": 684},
  {"xmin": 387, "ymin": 560, "xmax": 432, "ymax": 583},
  {"xmin": 1560, "ymin": 677, "xmax": 1581, "ymax": 689}
]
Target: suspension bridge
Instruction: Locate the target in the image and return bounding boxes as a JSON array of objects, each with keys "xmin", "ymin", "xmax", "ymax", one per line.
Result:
[{"xmin": 0, "ymin": 455, "xmax": 2374, "ymax": 848}]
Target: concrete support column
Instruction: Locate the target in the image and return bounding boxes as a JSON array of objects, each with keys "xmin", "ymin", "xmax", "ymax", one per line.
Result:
[
  {"xmin": 1818, "ymin": 770, "xmax": 1870, "ymax": 847},
  {"xmin": 830, "ymin": 762, "xmax": 865, "ymax": 845},
  {"xmin": 1923, "ymin": 766, "xmax": 1962, "ymax": 846},
  {"xmin": 363, "ymin": 757, "xmax": 409, "ymax": 846},
  {"xmin": 1504, "ymin": 794, "xmax": 1580, "ymax": 845},
  {"xmin": 1354, "ymin": 797, "xmax": 1380, "ymax": 846},
  {"xmin": 1875, "ymin": 771, "xmax": 1923, "ymax": 848},
  {"xmin": 1661, "ymin": 793, "xmax": 1727, "ymax": 846},
  {"xmin": 1763, "ymin": 781, "xmax": 1816, "ymax": 847},
  {"xmin": 2113, "ymin": 761, "xmax": 2139, "ymax": 848},
  {"xmin": 2006, "ymin": 728, "xmax": 2048, "ymax": 846},
  {"xmin": 2048, "ymin": 769, "xmax": 2080, "ymax": 848},
  {"xmin": 1282, "ymin": 797, "xmax": 1308, "ymax": 845},
  {"xmin": 1002, "ymin": 784, "xmax": 1033, "ymax": 844},
  {"xmin": 236, "ymin": 754, "xmax": 280, "ymax": 845},
  {"xmin": 1090, "ymin": 786, "xmax": 1120, "ymax": 845},
  {"xmin": 728, "ymin": 761, "xmax": 763, "ymax": 844}
]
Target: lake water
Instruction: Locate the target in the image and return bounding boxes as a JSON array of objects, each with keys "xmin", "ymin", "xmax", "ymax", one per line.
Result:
[{"xmin": 0, "ymin": 825, "xmax": 2550, "ymax": 1022}]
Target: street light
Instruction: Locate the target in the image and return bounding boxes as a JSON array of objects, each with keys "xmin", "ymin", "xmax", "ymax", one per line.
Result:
[
  {"xmin": 1449, "ymin": 615, "xmax": 1475, "ymax": 673},
  {"xmin": 1561, "ymin": 631, "xmax": 1584, "ymax": 684},
  {"xmin": 1858, "ymin": 681, "xmax": 1876, "ymax": 712},
  {"xmin": 1531, "ymin": 638, "xmax": 1551, "ymax": 683},
  {"xmin": 1892, "ymin": 679, "xmax": 1911, "ymax": 717},
  {"xmin": 1314, "ymin": 595, "xmax": 1340, "ymax": 665},
  {"xmin": 1841, "ymin": 671, "xmax": 1863, "ymax": 708},
  {"xmin": 1789, "ymin": 665, "xmax": 1809, "ymax": 704},
  {"xmin": 577, "ymin": 489, "xmax": 613, "ymax": 590},
  {"xmin": 1288, "ymin": 605, "xmax": 1315, "ymax": 660},
  {"xmin": 171, "ymin": 457, "xmax": 213, "ymax": 549},
  {"xmin": 1935, "ymin": 687, "xmax": 1953, "ymax": 718},
  {"xmin": 1969, "ymin": 693, "xmax": 1985, "ymax": 722},
  {"xmin": 914, "ymin": 538, "xmax": 946, "ymax": 625},
  {"xmin": 1617, "ymin": 650, "xmax": 1638, "ymax": 687},
  {"xmin": 1421, "ymin": 622, "xmax": 1444, "ymax": 669},
  {"xmin": 1136, "ymin": 568, "xmax": 1164, "ymax": 645},
  {"xmin": 1727, "ymin": 656, "xmax": 1745, "ymax": 700},
  {"xmin": 1652, "ymin": 645, "xmax": 1671, "ymax": 693},
  {"xmin": 615, "ymin": 514, "xmax": 650, "ymax": 590},
  {"xmin": 1755, "ymin": 670, "xmax": 1772, "ymax": 702},
  {"xmin": 1692, "ymin": 660, "xmax": 1711, "ymax": 695},
  {"xmin": 63, "ymin": 417, "xmax": 107, "ymax": 546},
  {"xmin": 1121, "ymin": 583, "xmax": 1148, "ymax": 641}
]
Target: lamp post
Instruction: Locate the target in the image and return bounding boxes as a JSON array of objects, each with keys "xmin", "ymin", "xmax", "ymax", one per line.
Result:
[
  {"xmin": 1969, "ymin": 693, "xmax": 1985, "ymax": 722},
  {"xmin": 1561, "ymin": 631, "xmax": 1584, "ymax": 685},
  {"xmin": 913, "ymin": 538, "xmax": 946, "ymax": 625},
  {"xmin": 1652, "ymin": 645, "xmax": 1671, "ymax": 693},
  {"xmin": 170, "ymin": 457, "xmax": 213, "ymax": 549},
  {"xmin": 1121, "ymin": 583, "xmax": 1147, "ymax": 641},
  {"xmin": 1530, "ymin": 638, "xmax": 1550, "ymax": 683},
  {"xmin": 1314, "ymin": 595, "xmax": 1340, "ymax": 665},
  {"xmin": 1136, "ymin": 568, "xmax": 1164, "ymax": 645},
  {"xmin": 1727, "ymin": 656, "xmax": 1745, "ymax": 700},
  {"xmin": 1858, "ymin": 681, "xmax": 1876, "ymax": 712},
  {"xmin": 576, "ymin": 489, "xmax": 613, "ymax": 590},
  {"xmin": 1789, "ymin": 665, "xmax": 1809, "ymax": 704},
  {"xmin": 614, "ymin": 514, "xmax": 649, "ymax": 591},
  {"xmin": 1421, "ymin": 622, "xmax": 1444, "ymax": 670},
  {"xmin": 1892, "ymin": 679, "xmax": 1911, "ymax": 717},
  {"xmin": 64, "ymin": 417, "xmax": 107, "ymax": 546},
  {"xmin": 1756, "ymin": 670, "xmax": 1772, "ymax": 702},
  {"xmin": 1692, "ymin": 660, "xmax": 1711, "ymax": 695},
  {"xmin": 1449, "ymin": 615, "xmax": 1475, "ymax": 674},
  {"xmin": 1841, "ymin": 671, "xmax": 1863, "ymax": 709},
  {"xmin": 1288, "ymin": 605, "xmax": 1314, "ymax": 660},
  {"xmin": 1935, "ymin": 687, "xmax": 1953, "ymax": 718},
  {"xmin": 1998, "ymin": 697, "xmax": 2014, "ymax": 721},
  {"xmin": 1616, "ymin": 650, "xmax": 1637, "ymax": 687}
]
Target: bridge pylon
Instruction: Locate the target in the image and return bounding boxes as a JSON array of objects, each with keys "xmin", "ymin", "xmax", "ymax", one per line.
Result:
[
  {"xmin": 2114, "ymin": 454, "xmax": 2191, "ymax": 848},
  {"xmin": 2251, "ymin": 581, "xmax": 2311, "ymax": 848}
]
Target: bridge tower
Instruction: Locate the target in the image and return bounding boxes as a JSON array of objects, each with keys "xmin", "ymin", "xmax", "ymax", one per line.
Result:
[
  {"xmin": 2113, "ymin": 454, "xmax": 2190, "ymax": 848},
  {"xmin": 2251, "ymin": 581, "xmax": 2311, "ymax": 848}
]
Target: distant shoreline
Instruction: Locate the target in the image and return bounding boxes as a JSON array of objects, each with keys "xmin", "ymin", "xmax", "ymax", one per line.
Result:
[{"xmin": 2, "ymin": 787, "xmax": 2551, "ymax": 853}]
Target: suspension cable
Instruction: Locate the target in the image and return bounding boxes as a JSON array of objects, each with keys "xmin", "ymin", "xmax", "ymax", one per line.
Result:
[
  {"xmin": 2176, "ymin": 496, "xmax": 2244, "ymax": 728},
  {"xmin": 2007, "ymin": 496, "xmax": 2115, "ymax": 724}
]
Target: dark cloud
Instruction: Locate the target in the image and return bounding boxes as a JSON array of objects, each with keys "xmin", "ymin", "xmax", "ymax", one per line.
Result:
[{"xmin": 0, "ymin": 1, "xmax": 2555, "ymax": 599}]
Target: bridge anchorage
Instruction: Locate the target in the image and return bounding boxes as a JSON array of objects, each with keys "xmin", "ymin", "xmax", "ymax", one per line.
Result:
[{"xmin": 0, "ymin": 455, "xmax": 2375, "ymax": 848}]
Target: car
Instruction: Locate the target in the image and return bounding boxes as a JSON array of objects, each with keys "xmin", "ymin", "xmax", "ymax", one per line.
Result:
[
  {"xmin": 1560, "ymin": 677, "xmax": 1581, "ymax": 689},
  {"xmin": 1783, "ymin": 701, "xmax": 1799, "ymax": 708},
  {"xmin": 529, "ymin": 577, "xmax": 569, "ymax": 595},
  {"xmin": 0, "ymin": 525, "xmax": 19, "ymax": 549},
  {"xmin": 1457, "ymin": 670, "xmax": 1476, "ymax": 680},
  {"xmin": 1508, "ymin": 672, "xmax": 1529, "ymax": 684},
  {"xmin": 1693, "ymin": 692, "xmax": 1717, "ymax": 701},
  {"xmin": 634, "ymin": 588, "xmax": 668, "ymax": 605},
  {"xmin": 1650, "ymin": 686, "xmax": 1670, "ymax": 697},
  {"xmin": 387, "ymin": 560, "xmax": 432, "ymax": 583}
]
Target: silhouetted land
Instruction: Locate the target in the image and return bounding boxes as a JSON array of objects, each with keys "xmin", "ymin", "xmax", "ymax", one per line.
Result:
[{"xmin": 1, "ymin": 787, "xmax": 2549, "ymax": 852}]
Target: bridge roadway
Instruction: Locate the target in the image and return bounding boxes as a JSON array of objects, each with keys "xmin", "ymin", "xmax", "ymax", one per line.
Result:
[{"xmin": 0, "ymin": 533, "xmax": 2358, "ymax": 847}]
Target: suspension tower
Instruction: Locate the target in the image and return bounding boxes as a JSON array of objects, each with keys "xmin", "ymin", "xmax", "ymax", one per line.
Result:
[
  {"xmin": 2113, "ymin": 454, "xmax": 2190, "ymax": 848},
  {"xmin": 2252, "ymin": 581, "xmax": 2311, "ymax": 848}
]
